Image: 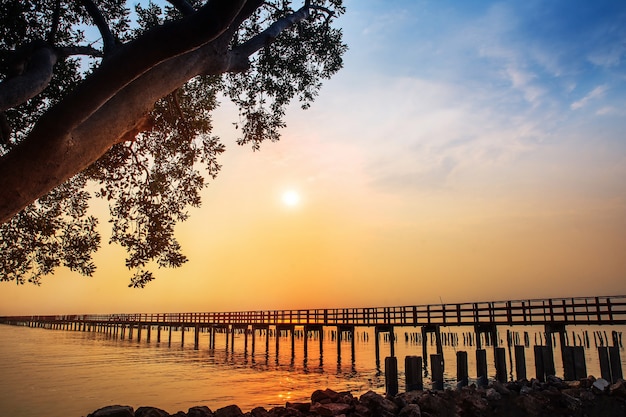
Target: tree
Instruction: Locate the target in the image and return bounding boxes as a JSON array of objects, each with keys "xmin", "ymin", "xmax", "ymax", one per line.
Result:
[{"xmin": 0, "ymin": 0, "xmax": 346, "ymax": 286}]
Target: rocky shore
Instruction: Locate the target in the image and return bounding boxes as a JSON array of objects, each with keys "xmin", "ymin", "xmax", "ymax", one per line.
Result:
[{"xmin": 87, "ymin": 376, "xmax": 625, "ymax": 417}]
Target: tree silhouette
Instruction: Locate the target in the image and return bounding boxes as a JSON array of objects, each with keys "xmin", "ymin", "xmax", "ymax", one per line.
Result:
[{"xmin": 0, "ymin": 0, "xmax": 346, "ymax": 286}]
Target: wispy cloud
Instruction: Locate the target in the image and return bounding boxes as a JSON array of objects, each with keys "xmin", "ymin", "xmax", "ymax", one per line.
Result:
[{"xmin": 570, "ymin": 85, "xmax": 608, "ymax": 110}]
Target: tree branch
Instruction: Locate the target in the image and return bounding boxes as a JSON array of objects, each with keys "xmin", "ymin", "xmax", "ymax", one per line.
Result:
[
  {"xmin": 47, "ymin": 0, "xmax": 62, "ymax": 45},
  {"xmin": 80, "ymin": 0, "xmax": 117, "ymax": 55},
  {"xmin": 0, "ymin": 46, "xmax": 57, "ymax": 112},
  {"xmin": 166, "ymin": 0, "xmax": 196, "ymax": 16},
  {"xmin": 228, "ymin": 3, "xmax": 311, "ymax": 71},
  {"xmin": 0, "ymin": 5, "xmax": 245, "ymax": 224},
  {"xmin": 57, "ymin": 46, "xmax": 104, "ymax": 59}
]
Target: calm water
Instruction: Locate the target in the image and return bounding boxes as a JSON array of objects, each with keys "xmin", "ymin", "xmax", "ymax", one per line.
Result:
[{"xmin": 0, "ymin": 323, "xmax": 624, "ymax": 417}]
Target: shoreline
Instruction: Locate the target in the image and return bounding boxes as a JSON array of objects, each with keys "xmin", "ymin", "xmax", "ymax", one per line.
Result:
[{"xmin": 87, "ymin": 376, "xmax": 625, "ymax": 417}]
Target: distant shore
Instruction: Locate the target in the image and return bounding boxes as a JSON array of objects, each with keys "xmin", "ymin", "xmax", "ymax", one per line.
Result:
[{"xmin": 88, "ymin": 376, "xmax": 625, "ymax": 417}]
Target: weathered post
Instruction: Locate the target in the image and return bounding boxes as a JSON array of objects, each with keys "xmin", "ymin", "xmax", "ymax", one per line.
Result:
[
  {"xmin": 573, "ymin": 346, "xmax": 587, "ymax": 380},
  {"xmin": 181, "ymin": 326, "xmax": 185, "ymax": 347},
  {"xmin": 405, "ymin": 356, "xmax": 423, "ymax": 391},
  {"xmin": 534, "ymin": 345, "xmax": 545, "ymax": 382},
  {"xmin": 194, "ymin": 325, "xmax": 200, "ymax": 350},
  {"xmin": 495, "ymin": 347, "xmax": 507, "ymax": 382},
  {"xmin": 146, "ymin": 325, "xmax": 151, "ymax": 343},
  {"xmin": 456, "ymin": 351, "xmax": 468, "ymax": 387},
  {"xmin": 514, "ymin": 345, "xmax": 526, "ymax": 381},
  {"xmin": 385, "ymin": 356, "xmax": 399, "ymax": 396},
  {"xmin": 609, "ymin": 346, "xmax": 623, "ymax": 383},
  {"xmin": 476, "ymin": 349, "xmax": 488, "ymax": 387},
  {"xmin": 157, "ymin": 325, "xmax": 161, "ymax": 343},
  {"xmin": 431, "ymin": 354, "xmax": 444, "ymax": 390}
]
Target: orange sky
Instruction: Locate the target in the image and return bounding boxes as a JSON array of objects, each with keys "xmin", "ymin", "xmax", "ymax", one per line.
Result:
[{"xmin": 2, "ymin": 1, "xmax": 626, "ymax": 315}]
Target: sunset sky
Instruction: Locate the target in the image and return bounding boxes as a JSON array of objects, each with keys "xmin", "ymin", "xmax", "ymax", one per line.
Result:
[{"xmin": 1, "ymin": 0, "xmax": 625, "ymax": 315}]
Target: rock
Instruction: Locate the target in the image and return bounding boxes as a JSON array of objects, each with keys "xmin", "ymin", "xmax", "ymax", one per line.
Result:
[
  {"xmin": 214, "ymin": 405, "xmax": 244, "ymax": 417},
  {"xmin": 250, "ymin": 407, "xmax": 269, "ymax": 417},
  {"xmin": 136, "ymin": 407, "xmax": 170, "ymax": 417},
  {"xmin": 310, "ymin": 402, "xmax": 352, "ymax": 416},
  {"xmin": 398, "ymin": 404, "xmax": 421, "ymax": 417},
  {"xmin": 359, "ymin": 391, "xmax": 398, "ymax": 417},
  {"xmin": 520, "ymin": 385, "xmax": 533, "ymax": 396},
  {"xmin": 171, "ymin": 412, "xmax": 187, "ymax": 417},
  {"xmin": 592, "ymin": 378, "xmax": 610, "ymax": 394},
  {"xmin": 285, "ymin": 402, "xmax": 310, "ymax": 413},
  {"xmin": 88, "ymin": 405, "xmax": 135, "ymax": 417},
  {"xmin": 610, "ymin": 379, "xmax": 626, "ymax": 398},
  {"xmin": 485, "ymin": 388, "xmax": 501, "ymax": 402},
  {"xmin": 311, "ymin": 388, "xmax": 341, "ymax": 404},
  {"xmin": 188, "ymin": 406, "xmax": 214, "ymax": 417},
  {"xmin": 579, "ymin": 390, "xmax": 596, "ymax": 402},
  {"xmin": 490, "ymin": 381, "xmax": 511, "ymax": 395}
]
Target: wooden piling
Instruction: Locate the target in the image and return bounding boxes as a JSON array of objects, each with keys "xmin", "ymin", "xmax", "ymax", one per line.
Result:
[
  {"xmin": 431, "ymin": 354, "xmax": 444, "ymax": 390},
  {"xmin": 385, "ymin": 356, "xmax": 398, "ymax": 396},
  {"xmin": 194, "ymin": 325, "xmax": 200, "ymax": 350},
  {"xmin": 456, "ymin": 351, "xmax": 468, "ymax": 387},
  {"xmin": 609, "ymin": 346, "xmax": 623, "ymax": 382},
  {"xmin": 405, "ymin": 356, "xmax": 423, "ymax": 391},
  {"xmin": 495, "ymin": 347, "xmax": 507, "ymax": 383},
  {"xmin": 476, "ymin": 349, "xmax": 488, "ymax": 387},
  {"xmin": 514, "ymin": 345, "xmax": 526, "ymax": 381}
]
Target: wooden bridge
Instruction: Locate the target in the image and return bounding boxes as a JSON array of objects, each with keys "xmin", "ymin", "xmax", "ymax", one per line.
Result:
[
  {"xmin": 1, "ymin": 294, "xmax": 625, "ymax": 388},
  {"xmin": 4, "ymin": 294, "xmax": 625, "ymax": 328}
]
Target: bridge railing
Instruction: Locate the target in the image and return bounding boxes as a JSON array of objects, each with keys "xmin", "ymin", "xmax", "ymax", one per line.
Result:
[{"xmin": 3, "ymin": 295, "xmax": 625, "ymax": 328}]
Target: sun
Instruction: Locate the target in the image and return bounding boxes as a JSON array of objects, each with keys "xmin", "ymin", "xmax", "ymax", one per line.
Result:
[{"xmin": 281, "ymin": 190, "xmax": 300, "ymax": 207}]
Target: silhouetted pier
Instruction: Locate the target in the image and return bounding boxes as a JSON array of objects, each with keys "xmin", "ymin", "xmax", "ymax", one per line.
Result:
[{"xmin": 2, "ymin": 295, "xmax": 625, "ymax": 389}]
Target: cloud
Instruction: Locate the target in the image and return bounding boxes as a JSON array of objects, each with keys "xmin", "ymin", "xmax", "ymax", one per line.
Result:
[{"xmin": 570, "ymin": 85, "xmax": 608, "ymax": 110}]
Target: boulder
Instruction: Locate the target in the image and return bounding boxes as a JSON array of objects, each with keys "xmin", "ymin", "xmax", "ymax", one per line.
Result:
[
  {"xmin": 214, "ymin": 405, "xmax": 244, "ymax": 417},
  {"xmin": 88, "ymin": 405, "xmax": 135, "ymax": 417},
  {"xmin": 188, "ymin": 406, "xmax": 214, "ymax": 417},
  {"xmin": 609, "ymin": 379, "xmax": 626, "ymax": 398},
  {"xmin": 250, "ymin": 407, "xmax": 269, "ymax": 417},
  {"xmin": 592, "ymin": 378, "xmax": 610, "ymax": 394},
  {"xmin": 310, "ymin": 402, "xmax": 352, "ymax": 416},
  {"xmin": 485, "ymin": 388, "xmax": 501, "ymax": 402},
  {"xmin": 359, "ymin": 391, "xmax": 398, "ymax": 416},
  {"xmin": 135, "ymin": 407, "xmax": 170, "ymax": 417},
  {"xmin": 490, "ymin": 381, "xmax": 511, "ymax": 395},
  {"xmin": 398, "ymin": 404, "xmax": 421, "ymax": 417},
  {"xmin": 311, "ymin": 388, "xmax": 341, "ymax": 404}
]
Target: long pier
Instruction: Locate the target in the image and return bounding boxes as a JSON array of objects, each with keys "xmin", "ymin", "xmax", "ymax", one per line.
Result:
[{"xmin": 2, "ymin": 295, "xmax": 625, "ymax": 390}]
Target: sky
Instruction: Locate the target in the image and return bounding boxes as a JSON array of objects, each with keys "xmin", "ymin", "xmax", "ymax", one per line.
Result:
[{"xmin": 1, "ymin": 0, "xmax": 626, "ymax": 315}]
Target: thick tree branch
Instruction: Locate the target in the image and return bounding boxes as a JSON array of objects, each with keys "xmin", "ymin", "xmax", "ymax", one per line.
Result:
[
  {"xmin": 166, "ymin": 0, "xmax": 196, "ymax": 16},
  {"xmin": 0, "ymin": 17, "xmax": 238, "ymax": 224},
  {"xmin": 57, "ymin": 46, "xmax": 104, "ymax": 59},
  {"xmin": 0, "ymin": 46, "xmax": 57, "ymax": 112},
  {"xmin": 228, "ymin": 3, "xmax": 311, "ymax": 71},
  {"xmin": 80, "ymin": 0, "xmax": 117, "ymax": 55}
]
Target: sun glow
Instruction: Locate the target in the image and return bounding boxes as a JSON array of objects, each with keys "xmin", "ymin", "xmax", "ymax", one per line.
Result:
[{"xmin": 281, "ymin": 190, "xmax": 300, "ymax": 207}]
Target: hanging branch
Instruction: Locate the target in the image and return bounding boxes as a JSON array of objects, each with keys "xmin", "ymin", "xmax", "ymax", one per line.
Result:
[{"xmin": 47, "ymin": 0, "xmax": 62, "ymax": 45}]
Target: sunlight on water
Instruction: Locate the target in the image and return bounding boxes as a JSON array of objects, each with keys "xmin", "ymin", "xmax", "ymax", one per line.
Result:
[{"xmin": 0, "ymin": 324, "xmax": 623, "ymax": 417}]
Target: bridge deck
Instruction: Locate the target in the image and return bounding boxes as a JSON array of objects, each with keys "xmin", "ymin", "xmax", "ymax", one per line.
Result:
[{"xmin": 3, "ymin": 295, "xmax": 625, "ymax": 328}]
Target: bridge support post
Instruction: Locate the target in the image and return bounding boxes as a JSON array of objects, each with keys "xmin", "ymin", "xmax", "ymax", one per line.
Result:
[
  {"xmin": 495, "ymin": 347, "xmax": 507, "ymax": 382},
  {"xmin": 476, "ymin": 349, "xmax": 488, "ymax": 387},
  {"xmin": 147, "ymin": 325, "xmax": 151, "ymax": 343},
  {"xmin": 431, "ymin": 354, "xmax": 444, "ymax": 390},
  {"xmin": 457, "ymin": 351, "xmax": 468, "ymax": 387},
  {"xmin": 515, "ymin": 345, "xmax": 527, "ymax": 381},
  {"xmin": 385, "ymin": 356, "xmax": 398, "ymax": 396},
  {"xmin": 168, "ymin": 325, "xmax": 172, "ymax": 346},
  {"xmin": 181, "ymin": 326, "xmax": 185, "ymax": 347},
  {"xmin": 194, "ymin": 325, "xmax": 200, "ymax": 350},
  {"xmin": 157, "ymin": 326, "xmax": 161, "ymax": 343},
  {"xmin": 405, "ymin": 355, "xmax": 423, "ymax": 391}
]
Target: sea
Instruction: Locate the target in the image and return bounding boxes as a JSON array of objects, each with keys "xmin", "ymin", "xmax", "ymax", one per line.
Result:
[{"xmin": 0, "ymin": 323, "xmax": 624, "ymax": 417}]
